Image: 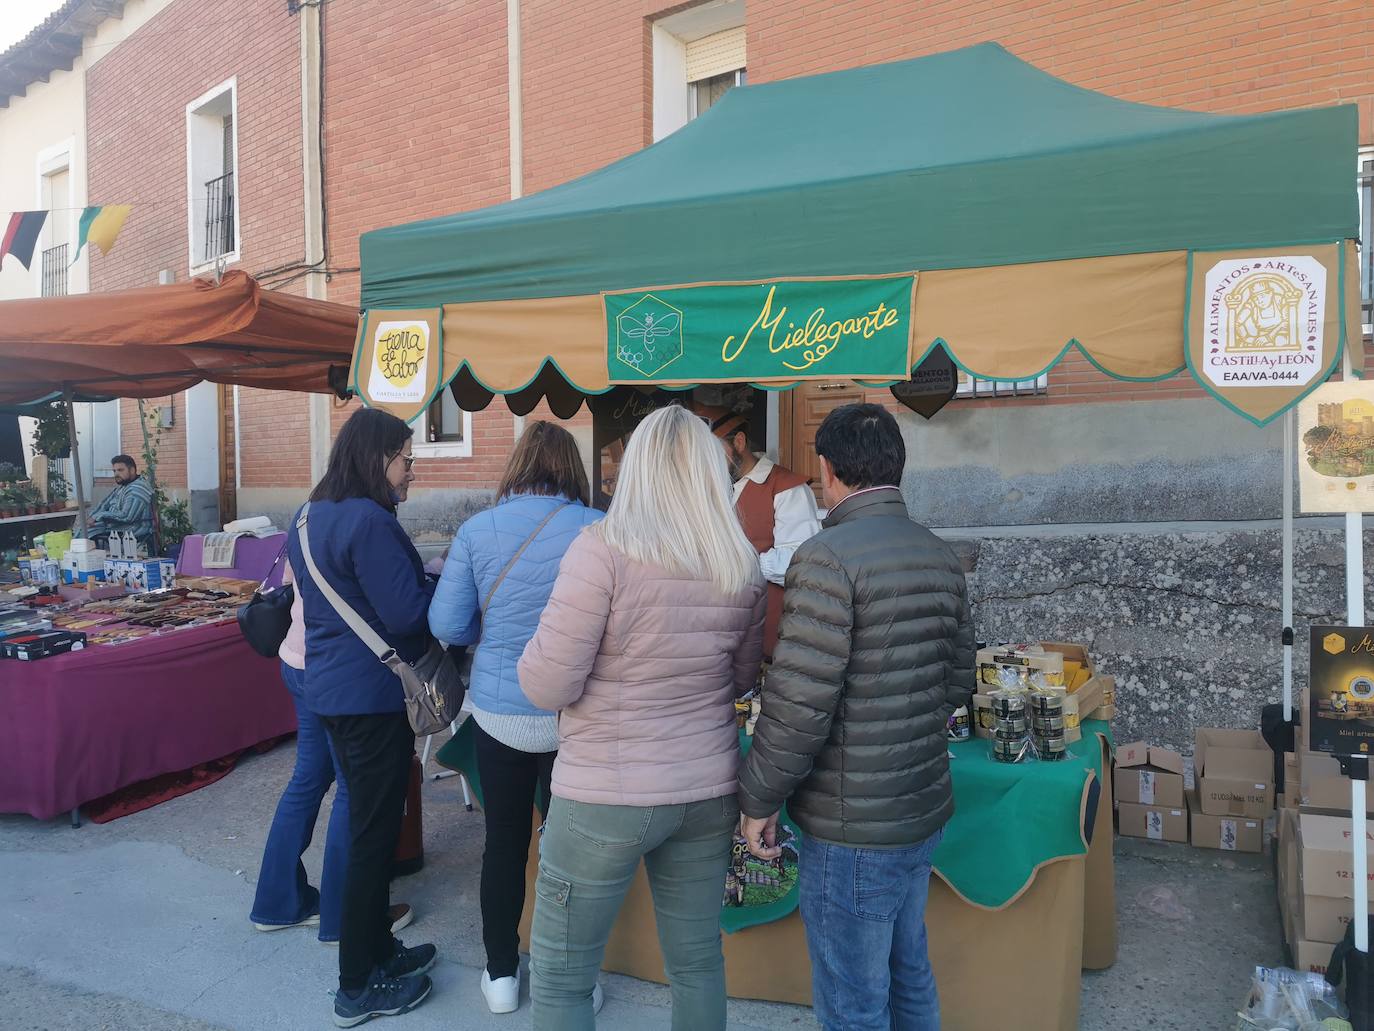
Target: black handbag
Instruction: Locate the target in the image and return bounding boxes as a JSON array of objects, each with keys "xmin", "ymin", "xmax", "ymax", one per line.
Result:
[{"xmin": 237, "ymin": 542, "xmax": 295, "ymax": 658}]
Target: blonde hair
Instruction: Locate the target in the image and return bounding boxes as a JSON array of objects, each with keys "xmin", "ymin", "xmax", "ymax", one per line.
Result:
[{"xmin": 593, "ymin": 405, "xmax": 761, "ymax": 596}]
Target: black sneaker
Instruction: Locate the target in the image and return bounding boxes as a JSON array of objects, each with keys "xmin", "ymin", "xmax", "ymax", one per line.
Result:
[
  {"xmin": 333, "ymin": 973, "xmax": 432, "ymax": 1027},
  {"xmin": 383, "ymin": 940, "xmax": 437, "ymax": 980}
]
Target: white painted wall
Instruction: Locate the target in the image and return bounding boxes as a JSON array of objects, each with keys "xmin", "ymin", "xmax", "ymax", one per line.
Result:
[{"xmin": 184, "ymin": 382, "xmax": 220, "ymax": 492}]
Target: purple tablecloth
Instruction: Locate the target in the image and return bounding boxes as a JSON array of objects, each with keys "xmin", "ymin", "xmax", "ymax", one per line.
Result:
[
  {"xmin": 0, "ymin": 622, "xmax": 296, "ymax": 820},
  {"xmin": 178, "ymin": 533, "xmax": 286, "ymax": 586}
]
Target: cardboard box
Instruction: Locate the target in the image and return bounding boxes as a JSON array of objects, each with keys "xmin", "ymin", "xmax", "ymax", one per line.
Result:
[
  {"xmin": 1194, "ymin": 727, "xmax": 1274, "ymax": 818},
  {"xmin": 972, "ymin": 694, "xmax": 995, "ymax": 740},
  {"xmin": 1117, "ymin": 801, "xmax": 1188, "ymax": 843},
  {"xmin": 1283, "ymin": 752, "xmax": 1300, "ymax": 807},
  {"xmin": 976, "ymin": 645, "xmax": 1065, "ymax": 690},
  {"xmin": 1302, "ymin": 891, "xmax": 1371, "ymax": 944},
  {"xmin": 1297, "ymin": 810, "xmax": 1374, "ymax": 900},
  {"xmin": 1115, "ymin": 742, "xmax": 1186, "ymax": 808},
  {"xmin": 1300, "ymin": 751, "xmax": 1374, "ymax": 815},
  {"xmin": 1186, "ymin": 789, "xmax": 1262, "ymax": 853},
  {"xmin": 12, "ymin": 630, "xmax": 86, "ymax": 660},
  {"xmin": 1292, "ymin": 937, "xmax": 1336, "ymax": 978}
]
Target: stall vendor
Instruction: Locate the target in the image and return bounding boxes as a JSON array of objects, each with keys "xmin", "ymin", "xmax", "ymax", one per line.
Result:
[
  {"xmin": 695, "ymin": 401, "xmax": 822, "ymax": 657},
  {"xmin": 89, "ymin": 454, "xmax": 155, "ymax": 547}
]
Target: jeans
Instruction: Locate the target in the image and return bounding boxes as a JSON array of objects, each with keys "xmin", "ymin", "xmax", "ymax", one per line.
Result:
[
  {"xmin": 530, "ymin": 794, "xmax": 739, "ymax": 1031},
  {"xmin": 474, "ymin": 723, "xmax": 555, "ymax": 979},
  {"xmin": 321, "ymin": 710, "xmax": 415, "ymax": 993},
  {"xmin": 800, "ymin": 829, "xmax": 944, "ymax": 1031},
  {"xmin": 249, "ymin": 663, "xmax": 350, "ymax": 942}
]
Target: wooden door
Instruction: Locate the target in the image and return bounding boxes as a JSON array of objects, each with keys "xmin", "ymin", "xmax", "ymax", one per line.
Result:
[
  {"xmin": 217, "ymin": 384, "xmax": 238, "ymax": 526},
  {"xmin": 779, "ymin": 380, "xmax": 865, "ymax": 501}
]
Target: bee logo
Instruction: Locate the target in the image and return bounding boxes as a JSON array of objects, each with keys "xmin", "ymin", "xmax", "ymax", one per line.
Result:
[{"xmin": 614, "ymin": 294, "xmax": 685, "ymax": 377}]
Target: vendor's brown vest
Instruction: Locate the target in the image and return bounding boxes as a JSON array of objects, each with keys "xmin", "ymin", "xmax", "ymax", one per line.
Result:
[{"xmin": 735, "ymin": 463, "xmax": 809, "ymax": 658}]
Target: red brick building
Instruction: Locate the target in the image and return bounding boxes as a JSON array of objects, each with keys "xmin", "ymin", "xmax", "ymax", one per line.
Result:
[{"xmin": 77, "ymin": 0, "xmax": 1373, "ymax": 534}]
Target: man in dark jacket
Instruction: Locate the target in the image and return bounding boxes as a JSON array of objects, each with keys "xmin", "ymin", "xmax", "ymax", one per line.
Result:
[{"xmin": 738, "ymin": 403, "xmax": 974, "ymax": 1031}]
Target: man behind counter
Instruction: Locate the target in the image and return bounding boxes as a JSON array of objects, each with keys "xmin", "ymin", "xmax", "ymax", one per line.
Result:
[
  {"xmin": 694, "ymin": 402, "xmax": 822, "ymax": 658},
  {"xmin": 89, "ymin": 454, "xmax": 155, "ymax": 548}
]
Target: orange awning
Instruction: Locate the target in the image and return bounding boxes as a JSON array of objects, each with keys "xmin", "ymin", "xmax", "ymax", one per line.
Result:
[{"xmin": 0, "ymin": 270, "xmax": 358, "ymax": 405}]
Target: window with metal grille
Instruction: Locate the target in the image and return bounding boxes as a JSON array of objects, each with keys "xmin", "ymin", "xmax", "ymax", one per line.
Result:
[
  {"xmin": 203, "ymin": 170, "xmax": 235, "ymax": 264},
  {"xmin": 41, "ymin": 244, "xmax": 67, "ymax": 297},
  {"xmin": 956, "ymin": 372, "xmax": 1049, "ymax": 399},
  {"xmin": 187, "ymin": 80, "xmax": 238, "ymax": 271}
]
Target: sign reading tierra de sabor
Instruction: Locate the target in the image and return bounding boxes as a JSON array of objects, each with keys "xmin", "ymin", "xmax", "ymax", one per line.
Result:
[
  {"xmin": 355, "ymin": 307, "xmax": 445, "ymax": 425},
  {"xmin": 604, "ymin": 274, "xmax": 916, "ymax": 384}
]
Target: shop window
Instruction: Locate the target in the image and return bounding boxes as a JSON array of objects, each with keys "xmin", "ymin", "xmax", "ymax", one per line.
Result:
[{"xmin": 186, "ymin": 79, "xmax": 239, "ymax": 272}]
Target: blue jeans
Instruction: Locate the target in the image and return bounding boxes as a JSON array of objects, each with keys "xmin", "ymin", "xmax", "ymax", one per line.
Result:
[
  {"xmin": 249, "ymin": 662, "xmax": 351, "ymax": 941},
  {"xmin": 799, "ymin": 829, "xmax": 944, "ymax": 1031}
]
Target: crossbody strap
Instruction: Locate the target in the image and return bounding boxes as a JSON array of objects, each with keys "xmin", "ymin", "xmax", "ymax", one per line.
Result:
[
  {"xmin": 481, "ymin": 502, "xmax": 567, "ymax": 615},
  {"xmin": 296, "ymin": 504, "xmax": 395, "ymax": 660}
]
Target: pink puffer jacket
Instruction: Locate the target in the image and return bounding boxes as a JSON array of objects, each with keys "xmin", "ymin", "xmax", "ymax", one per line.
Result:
[{"xmin": 518, "ymin": 529, "xmax": 767, "ymax": 807}]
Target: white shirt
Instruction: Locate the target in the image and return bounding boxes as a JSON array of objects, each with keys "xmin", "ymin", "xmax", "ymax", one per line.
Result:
[{"xmin": 732, "ymin": 455, "xmax": 824, "ymax": 587}]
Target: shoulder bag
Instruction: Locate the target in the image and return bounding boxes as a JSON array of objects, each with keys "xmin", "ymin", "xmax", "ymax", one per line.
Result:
[
  {"xmin": 296, "ymin": 503, "xmax": 465, "ymax": 737},
  {"xmin": 236, "ymin": 540, "xmax": 294, "ymax": 658}
]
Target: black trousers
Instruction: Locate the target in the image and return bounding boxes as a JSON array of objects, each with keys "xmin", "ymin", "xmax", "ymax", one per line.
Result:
[
  {"xmin": 473, "ymin": 722, "xmax": 555, "ymax": 978},
  {"xmin": 322, "ymin": 710, "xmax": 415, "ymax": 992}
]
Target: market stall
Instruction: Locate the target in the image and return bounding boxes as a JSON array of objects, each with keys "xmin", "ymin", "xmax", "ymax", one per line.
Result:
[
  {"xmin": 0, "ymin": 272, "xmax": 357, "ymax": 823},
  {"xmin": 347, "ymin": 41, "xmax": 1362, "ymax": 1026}
]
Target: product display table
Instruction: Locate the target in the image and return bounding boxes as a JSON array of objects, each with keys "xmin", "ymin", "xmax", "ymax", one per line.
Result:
[
  {"xmin": 178, "ymin": 533, "xmax": 286, "ymax": 586},
  {"xmin": 0, "ymin": 620, "xmax": 296, "ymax": 821},
  {"xmin": 442, "ymin": 718, "xmax": 1114, "ymax": 1030}
]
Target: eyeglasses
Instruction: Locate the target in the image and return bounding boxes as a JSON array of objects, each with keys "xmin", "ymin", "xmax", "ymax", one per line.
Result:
[{"xmin": 392, "ymin": 454, "xmax": 415, "ymax": 471}]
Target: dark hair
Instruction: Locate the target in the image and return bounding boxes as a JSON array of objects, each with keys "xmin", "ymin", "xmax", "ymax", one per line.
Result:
[
  {"xmin": 309, "ymin": 408, "xmax": 413, "ymax": 510},
  {"xmin": 497, "ymin": 421, "xmax": 590, "ymax": 506},
  {"xmin": 111, "ymin": 455, "xmax": 137, "ymax": 471},
  {"xmin": 814, "ymin": 403, "xmax": 905, "ymax": 490}
]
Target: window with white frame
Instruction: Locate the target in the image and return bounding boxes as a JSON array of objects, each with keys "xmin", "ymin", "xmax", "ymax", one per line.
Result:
[
  {"xmin": 1360, "ymin": 146, "xmax": 1372, "ymax": 334},
  {"xmin": 39, "ymin": 163, "xmax": 70, "ymax": 297},
  {"xmin": 652, "ymin": 2, "xmax": 745, "ymax": 142},
  {"xmin": 186, "ymin": 79, "xmax": 239, "ymax": 272},
  {"xmin": 414, "ymin": 385, "xmax": 472, "ymax": 459}
]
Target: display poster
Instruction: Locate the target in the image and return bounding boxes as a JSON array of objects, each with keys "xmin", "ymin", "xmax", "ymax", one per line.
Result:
[
  {"xmin": 890, "ymin": 347, "xmax": 958, "ymax": 420},
  {"xmin": 1298, "ymin": 380, "xmax": 1374, "ymax": 514},
  {"xmin": 352, "ymin": 307, "xmax": 445, "ymax": 424},
  {"xmin": 1309, "ymin": 625, "xmax": 1374, "ymax": 757},
  {"xmin": 1185, "ymin": 244, "xmax": 1343, "ymax": 426},
  {"xmin": 604, "ymin": 275, "xmax": 916, "ymax": 385}
]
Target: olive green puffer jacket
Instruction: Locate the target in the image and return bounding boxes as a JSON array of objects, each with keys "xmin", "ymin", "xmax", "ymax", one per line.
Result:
[{"xmin": 738, "ymin": 487, "xmax": 975, "ymax": 847}]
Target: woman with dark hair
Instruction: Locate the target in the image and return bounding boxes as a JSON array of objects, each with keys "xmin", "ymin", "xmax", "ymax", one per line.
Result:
[
  {"xmin": 286, "ymin": 407, "xmax": 437, "ymax": 1027},
  {"xmin": 429, "ymin": 420, "xmax": 603, "ymax": 1015}
]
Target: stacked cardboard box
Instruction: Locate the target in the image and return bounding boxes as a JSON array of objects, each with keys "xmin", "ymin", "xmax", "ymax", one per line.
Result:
[
  {"xmin": 1116, "ymin": 742, "xmax": 1188, "ymax": 843},
  {"xmin": 970, "ymin": 641, "xmax": 1115, "ymax": 742}
]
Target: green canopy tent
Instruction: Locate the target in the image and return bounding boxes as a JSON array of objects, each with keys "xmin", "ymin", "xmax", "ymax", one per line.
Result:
[{"xmin": 352, "ymin": 41, "xmax": 1361, "ymax": 430}]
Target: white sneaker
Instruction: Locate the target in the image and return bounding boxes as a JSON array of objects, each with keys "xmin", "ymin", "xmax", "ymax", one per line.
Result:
[{"xmin": 481, "ymin": 969, "xmax": 521, "ymax": 1015}]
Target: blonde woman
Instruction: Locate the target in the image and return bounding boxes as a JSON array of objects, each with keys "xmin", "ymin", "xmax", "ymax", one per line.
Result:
[{"xmin": 518, "ymin": 404, "xmax": 767, "ymax": 1031}]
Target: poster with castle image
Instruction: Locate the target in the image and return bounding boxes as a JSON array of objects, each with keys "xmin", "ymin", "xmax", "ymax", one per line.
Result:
[{"xmin": 1298, "ymin": 382, "xmax": 1374, "ymax": 514}]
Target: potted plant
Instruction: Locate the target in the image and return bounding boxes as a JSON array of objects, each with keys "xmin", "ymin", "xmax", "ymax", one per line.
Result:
[{"xmin": 47, "ymin": 471, "xmax": 70, "ymax": 513}]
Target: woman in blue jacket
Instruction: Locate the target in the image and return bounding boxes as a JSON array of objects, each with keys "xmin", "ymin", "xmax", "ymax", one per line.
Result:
[
  {"xmin": 287, "ymin": 408, "xmax": 437, "ymax": 1027},
  {"xmin": 429, "ymin": 421, "xmax": 602, "ymax": 1016}
]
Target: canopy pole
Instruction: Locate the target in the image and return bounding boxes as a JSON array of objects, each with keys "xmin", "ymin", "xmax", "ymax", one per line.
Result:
[
  {"xmin": 1282, "ymin": 408, "xmax": 1294, "ymax": 721},
  {"xmin": 63, "ymin": 385, "xmax": 88, "ymax": 538}
]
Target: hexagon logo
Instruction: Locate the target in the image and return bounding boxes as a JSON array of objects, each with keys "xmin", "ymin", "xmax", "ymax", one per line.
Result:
[
  {"xmin": 614, "ymin": 294, "xmax": 684, "ymax": 378},
  {"xmin": 1324, "ymin": 632, "xmax": 1347, "ymax": 655}
]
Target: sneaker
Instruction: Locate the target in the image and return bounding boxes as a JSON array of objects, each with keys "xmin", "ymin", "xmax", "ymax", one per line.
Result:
[
  {"xmin": 480, "ymin": 968, "xmax": 520, "ymax": 1015},
  {"xmin": 322, "ymin": 904, "xmax": 413, "ymax": 947},
  {"xmin": 333, "ymin": 974, "xmax": 432, "ymax": 1028},
  {"xmin": 253, "ymin": 912, "xmax": 320, "ymax": 932},
  {"xmin": 383, "ymin": 940, "xmax": 437, "ymax": 980}
]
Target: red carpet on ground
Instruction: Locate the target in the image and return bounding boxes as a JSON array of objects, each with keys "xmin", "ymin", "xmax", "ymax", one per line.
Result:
[{"xmin": 82, "ymin": 734, "xmax": 293, "ymax": 824}]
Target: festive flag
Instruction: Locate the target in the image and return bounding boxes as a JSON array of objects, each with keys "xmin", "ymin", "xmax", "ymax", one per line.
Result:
[
  {"xmin": 0, "ymin": 211, "xmax": 49, "ymax": 269},
  {"xmin": 71, "ymin": 204, "xmax": 132, "ymax": 263}
]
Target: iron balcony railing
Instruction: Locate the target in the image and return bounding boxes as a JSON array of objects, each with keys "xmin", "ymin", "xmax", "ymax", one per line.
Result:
[
  {"xmin": 203, "ymin": 171, "xmax": 235, "ymax": 263},
  {"xmin": 41, "ymin": 244, "xmax": 67, "ymax": 297}
]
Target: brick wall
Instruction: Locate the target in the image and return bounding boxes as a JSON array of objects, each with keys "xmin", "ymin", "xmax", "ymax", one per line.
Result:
[{"xmin": 86, "ymin": 1, "xmax": 1371, "ymax": 499}]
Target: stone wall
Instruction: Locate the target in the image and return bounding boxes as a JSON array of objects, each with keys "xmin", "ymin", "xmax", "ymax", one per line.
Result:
[{"xmin": 956, "ymin": 523, "xmax": 1370, "ymax": 753}]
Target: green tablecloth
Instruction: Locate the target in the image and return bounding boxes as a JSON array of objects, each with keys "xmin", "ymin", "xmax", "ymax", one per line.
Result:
[{"xmin": 435, "ymin": 718, "xmax": 1111, "ymax": 929}]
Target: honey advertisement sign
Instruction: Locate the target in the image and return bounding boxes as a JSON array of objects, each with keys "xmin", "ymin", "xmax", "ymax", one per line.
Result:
[{"xmin": 1309, "ymin": 625, "xmax": 1374, "ymax": 758}]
